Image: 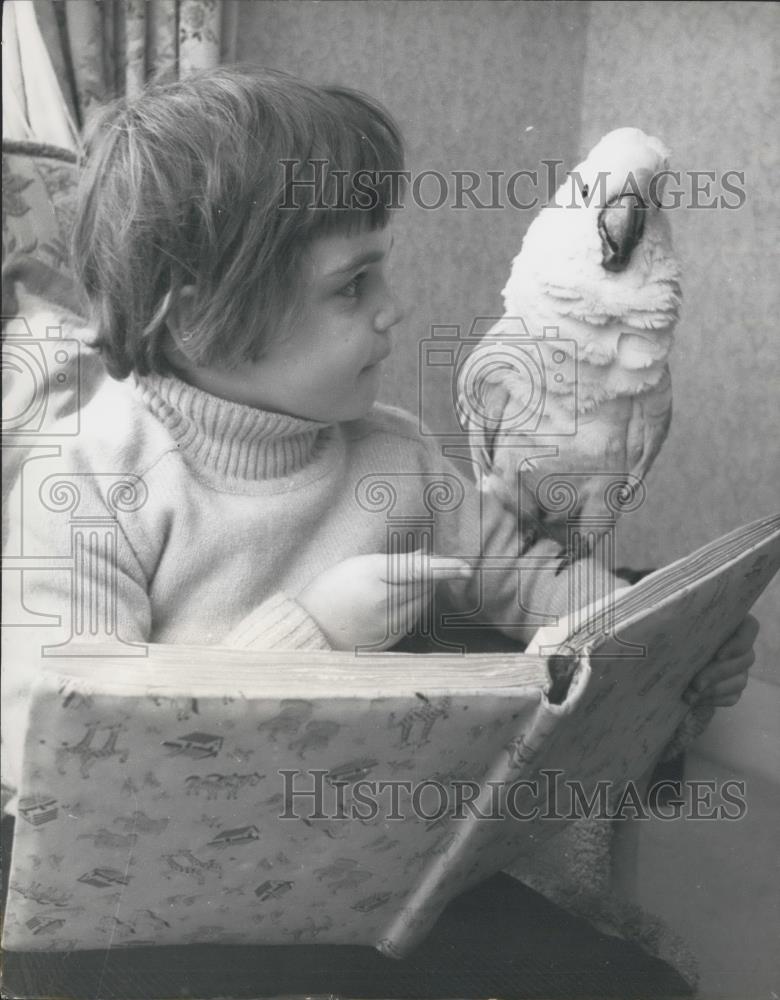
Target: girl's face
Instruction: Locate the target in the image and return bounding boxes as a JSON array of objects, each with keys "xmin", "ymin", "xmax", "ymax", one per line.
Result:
[{"xmin": 181, "ymin": 226, "xmax": 404, "ymax": 422}]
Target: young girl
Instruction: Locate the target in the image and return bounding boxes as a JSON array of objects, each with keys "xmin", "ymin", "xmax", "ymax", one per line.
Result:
[{"xmin": 2, "ymin": 66, "xmax": 756, "ymax": 806}]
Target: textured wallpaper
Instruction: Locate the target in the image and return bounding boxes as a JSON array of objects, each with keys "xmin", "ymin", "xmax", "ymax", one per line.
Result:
[
  {"xmin": 235, "ymin": 0, "xmax": 778, "ymax": 680},
  {"xmin": 579, "ymin": 1, "xmax": 779, "ymax": 681}
]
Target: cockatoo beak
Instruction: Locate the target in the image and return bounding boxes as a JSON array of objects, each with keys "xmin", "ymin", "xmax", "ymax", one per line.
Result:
[{"xmin": 598, "ymin": 194, "xmax": 647, "ymax": 272}]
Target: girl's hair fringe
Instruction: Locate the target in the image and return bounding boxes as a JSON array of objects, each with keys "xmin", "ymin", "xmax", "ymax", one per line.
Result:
[{"xmin": 72, "ymin": 65, "xmax": 406, "ymax": 379}]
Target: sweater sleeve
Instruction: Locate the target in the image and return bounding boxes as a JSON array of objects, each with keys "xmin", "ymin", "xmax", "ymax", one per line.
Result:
[
  {"xmin": 221, "ymin": 592, "xmax": 331, "ymax": 651},
  {"xmin": 2, "ymin": 470, "xmax": 153, "ymax": 813}
]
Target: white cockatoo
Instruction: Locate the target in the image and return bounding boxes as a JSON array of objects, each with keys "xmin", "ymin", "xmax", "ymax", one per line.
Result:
[{"xmin": 458, "ymin": 127, "xmax": 681, "ymax": 552}]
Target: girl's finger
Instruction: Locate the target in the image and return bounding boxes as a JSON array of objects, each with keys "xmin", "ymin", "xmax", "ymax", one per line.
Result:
[
  {"xmin": 383, "ymin": 551, "xmax": 471, "ymax": 585},
  {"xmin": 429, "ymin": 556, "xmax": 473, "ymax": 578},
  {"xmin": 687, "ymin": 651, "xmax": 755, "ymax": 694},
  {"xmin": 714, "ymin": 614, "xmax": 759, "ymax": 661},
  {"xmin": 691, "ymin": 690, "xmax": 745, "ymax": 709},
  {"xmin": 685, "ymin": 671, "xmax": 749, "ymax": 706}
]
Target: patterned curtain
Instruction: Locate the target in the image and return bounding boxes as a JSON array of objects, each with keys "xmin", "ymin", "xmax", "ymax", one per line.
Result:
[{"xmin": 27, "ymin": 0, "xmax": 240, "ymax": 134}]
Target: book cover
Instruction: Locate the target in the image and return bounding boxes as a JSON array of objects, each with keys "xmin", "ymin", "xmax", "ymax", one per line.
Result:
[{"xmin": 2, "ymin": 513, "xmax": 778, "ymax": 956}]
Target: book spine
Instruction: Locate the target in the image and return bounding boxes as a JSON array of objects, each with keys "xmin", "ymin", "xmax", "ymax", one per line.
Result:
[{"xmin": 375, "ymin": 657, "xmax": 591, "ymax": 959}]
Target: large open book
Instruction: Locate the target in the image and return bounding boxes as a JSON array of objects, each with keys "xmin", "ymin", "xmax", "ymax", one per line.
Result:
[{"xmin": 2, "ymin": 513, "xmax": 778, "ymax": 956}]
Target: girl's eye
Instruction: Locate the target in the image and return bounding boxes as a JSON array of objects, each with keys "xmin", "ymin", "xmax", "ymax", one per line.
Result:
[{"xmin": 339, "ymin": 271, "xmax": 367, "ymax": 299}]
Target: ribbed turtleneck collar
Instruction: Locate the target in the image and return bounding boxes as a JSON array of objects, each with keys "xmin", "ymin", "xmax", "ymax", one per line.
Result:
[{"xmin": 134, "ymin": 373, "xmax": 331, "ymax": 481}]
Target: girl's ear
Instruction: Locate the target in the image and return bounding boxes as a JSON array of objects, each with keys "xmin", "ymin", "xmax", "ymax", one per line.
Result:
[{"xmin": 162, "ymin": 285, "xmax": 200, "ymax": 368}]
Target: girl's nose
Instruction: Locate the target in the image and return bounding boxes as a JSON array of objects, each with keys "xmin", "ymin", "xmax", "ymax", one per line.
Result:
[{"xmin": 374, "ymin": 286, "xmax": 406, "ymax": 332}]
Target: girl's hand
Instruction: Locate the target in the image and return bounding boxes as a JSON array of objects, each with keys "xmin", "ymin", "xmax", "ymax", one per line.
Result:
[
  {"xmin": 298, "ymin": 550, "xmax": 471, "ymax": 651},
  {"xmin": 684, "ymin": 614, "xmax": 759, "ymax": 707}
]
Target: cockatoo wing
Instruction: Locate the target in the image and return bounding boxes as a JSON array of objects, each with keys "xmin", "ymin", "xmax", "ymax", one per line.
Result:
[
  {"xmin": 457, "ymin": 335, "xmax": 521, "ymax": 470},
  {"xmin": 458, "ymin": 361, "xmax": 510, "ymax": 479},
  {"xmin": 457, "ymin": 336, "xmax": 544, "ymax": 510},
  {"xmin": 626, "ymin": 364, "xmax": 673, "ymax": 484},
  {"xmin": 457, "ymin": 337, "xmax": 574, "ymax": 545}
]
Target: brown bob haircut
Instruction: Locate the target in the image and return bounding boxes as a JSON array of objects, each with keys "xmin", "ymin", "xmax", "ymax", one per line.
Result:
[{"xmin": 73, "ymin": 66, "xmax": 405, "ymax": 379}]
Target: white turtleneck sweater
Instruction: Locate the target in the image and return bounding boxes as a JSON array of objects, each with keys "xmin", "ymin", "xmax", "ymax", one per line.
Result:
[{"xmin": 2, "ymin": 371, "xmax": 605, "ymax": 803}]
